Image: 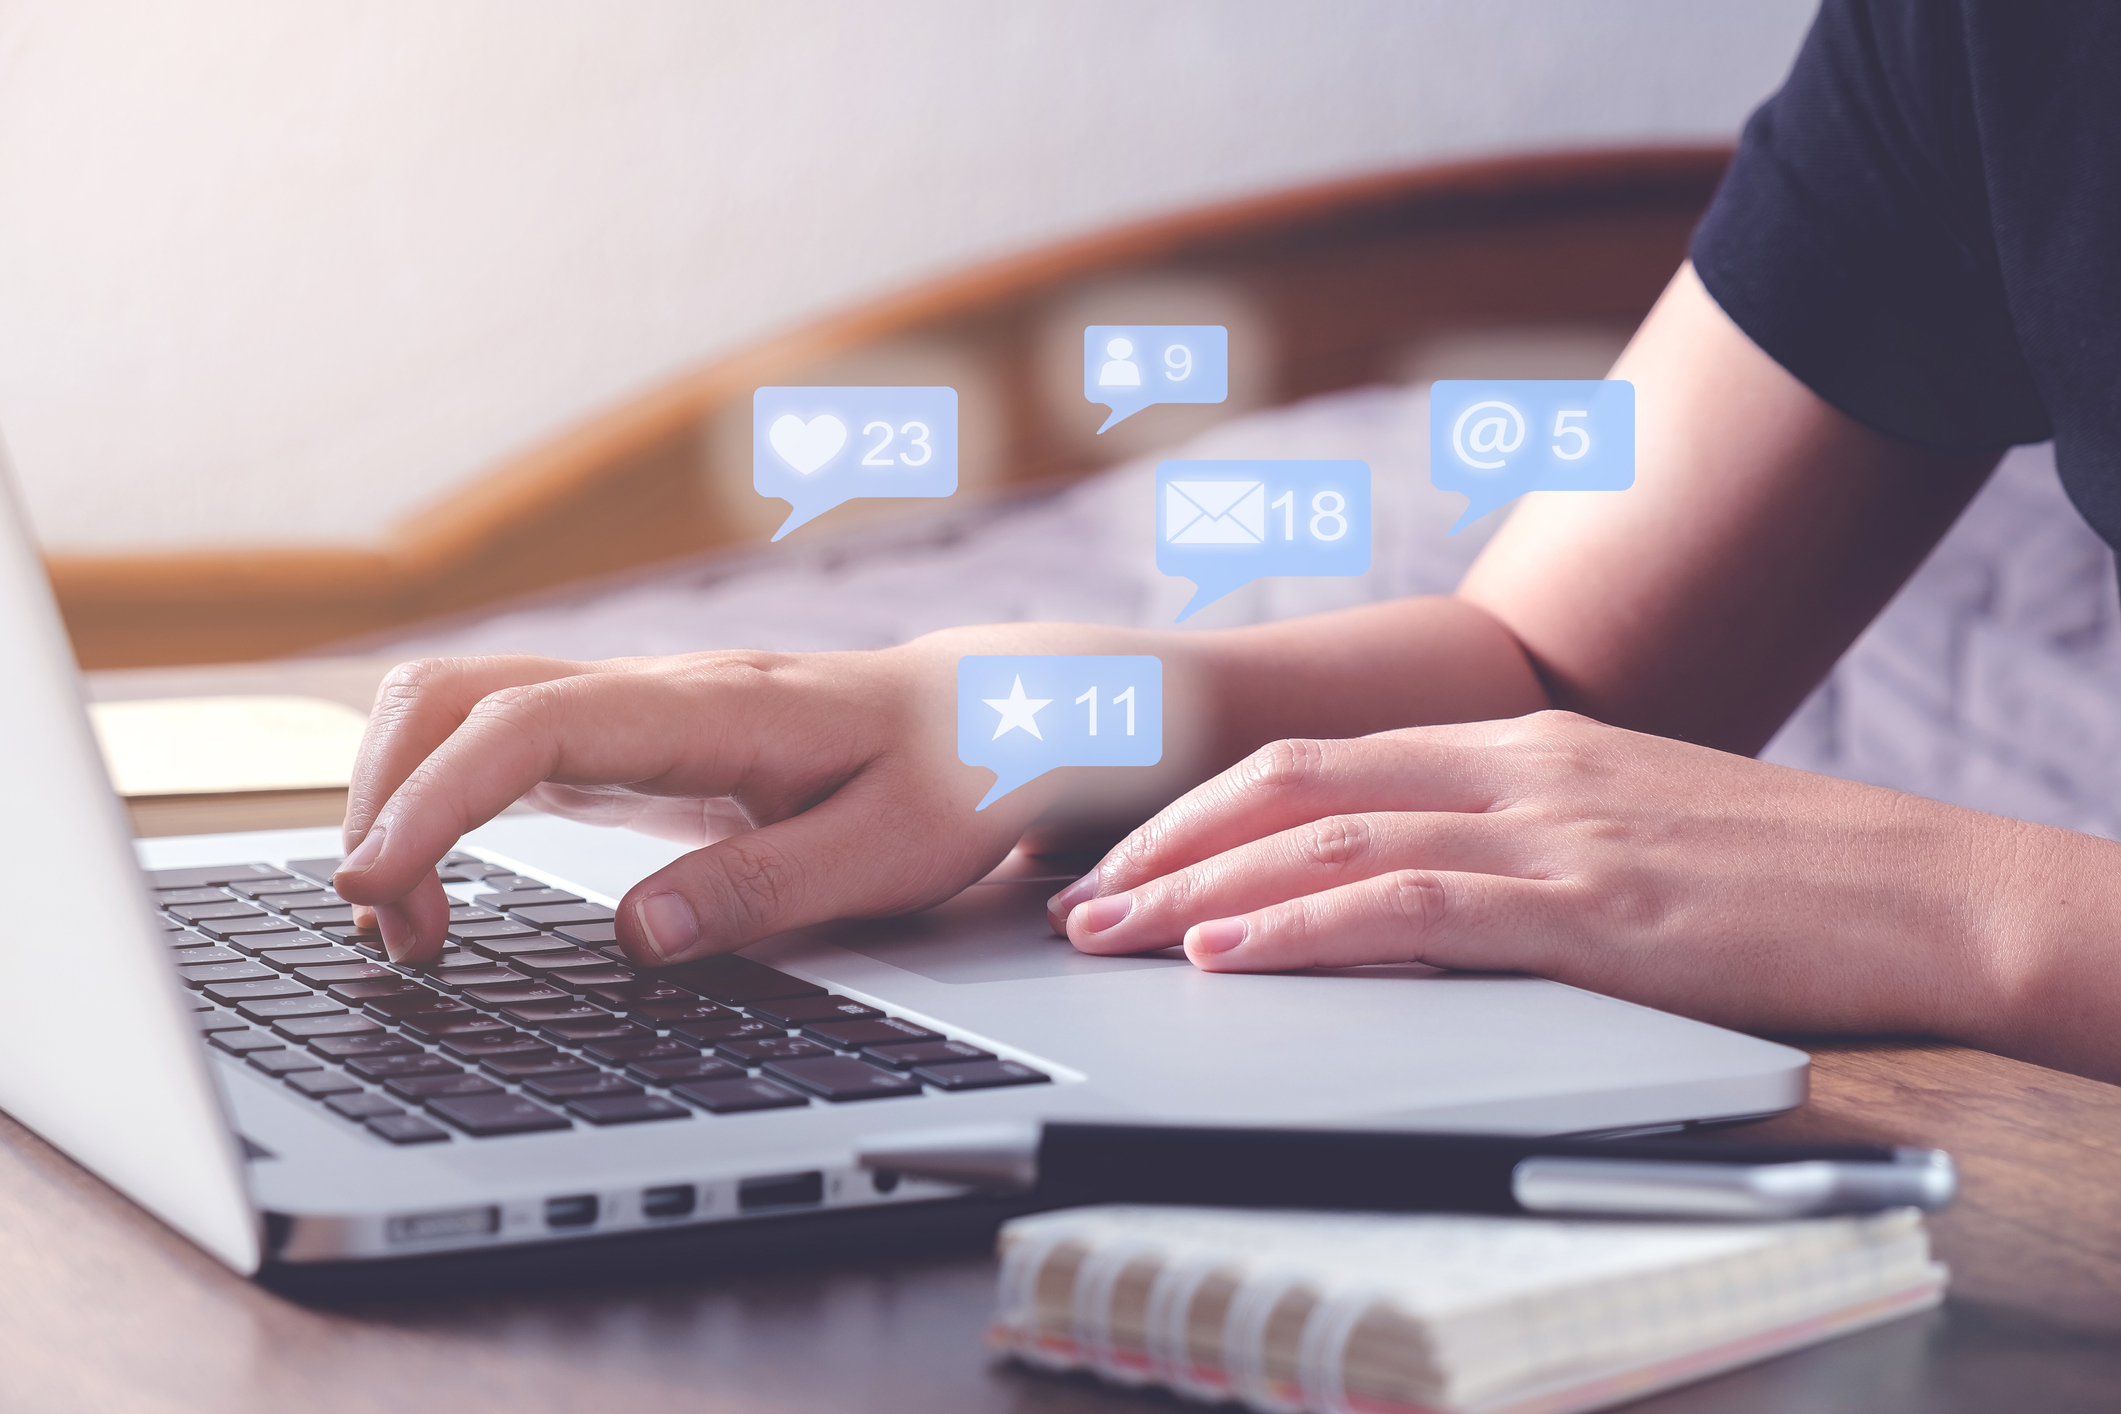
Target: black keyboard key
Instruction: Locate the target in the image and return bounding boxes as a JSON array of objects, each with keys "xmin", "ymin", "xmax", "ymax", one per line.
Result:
[
  {"xmin": 259, "ymin": 889, "xmax": 339, "ymax": 913},
  {"xmin": 285, "ymin": 1068, "xmax": 361, "ymax": 1097},
  {"xmin": 431, "ymin": 949, "xmax": 509, "ymax": 972},
  {"xmin": 291, "ymin": 907, "xmax": 360, "ymax": 927},
  {"xmin": 580, "ymin": 981, "xmax": 695, "ymax": 1009},
  {"xmin": 157, "ymin": 888, "xmax": 233, "ymax": 906},
  {"xmin": 367, "ymin": 1113, "xmax": 452, "ymax": 1144},
  {"xmin": 320, "ymin": 926, "xmax": 385, "ymax": 947},
  {"xmin": 567, "ymin": 1094, "xmax": 690, "ymax": 1125},
  {"xmin": 363, "ymin": 993, "xmax": 474, "ymax": 1021},
  {"xmin": 328, "ymin": 978, "xmax": 423, "ymax": 1003},
  {"xmin": 203, "ymin": 976, "xmax": 307, "ymax": 1001},
  {"xmin": 401, "ymin": 1014, "xmax": 519, "ymax": 1042},
  {"xmin": 170, "ymin": 958, "xmax": 257, "ymax": 979},
  {"xmin": 480, "ymin": 1053, "xmax": 593, "ymax": 1081},
  {"xmin": 510, "ymin": 949, "xmax": 613, "ymax": 974},
  {"xmin": 447, "ymin": 907, "xmax": 502, "ymax": 926},
  {"xmin": 386, "ymin": 1073, "xmax": 504, "ymax": 1102},
  {"xmin": 166, "ymin": 931, "xmax": 219, "ymax": 948},
  {"xmin": 537, "ymin": 965, "xmax": 638, "ymax": 992},
  {"xmin": 669, "ymin": 1016, "xmax": 784, "ymax": 1046},
  {"xmin": 239, "ymin": 996, "xmax": 348, "ymax": 1022},
  {"xmin": 464, "ymin": 934, "xmax": 572, "ymax": 958},
  {"xmin": 148, "ymin": 863, "xmax": 283, "ymax": 890},
  {"xmin": 453, "ymin": 921, "xmax": 544, "ymax": 945},
  {"xmin": 326, "ymin": 1092, "xmax": 401, "ymax": 1119},
  {"xmin": 427, "ymin": 965, "xmax": 528, "ymax": 992},
  {"xmin": 671, "ymin": 1077, "xmax": 807, "ymax": 1114},
  {"xmin": 860, "ymin": 1038, "xmax": 994, "ymax": 1070},
  {"xmin": 294, "ymin": 961, "xmax": 397, "ymax": 985},
  {"xmin": 195, "ymin": 1011, "xmax": 251, "ymax": 1033},
  {"xmin": 524, "ymin": 1072, "xmax": 640, "ymax": 1102},
  {"xmin": 228, "ymin": 929, "xmax": 336, "ymax": 956},
  {"xmin": 480, "ymin": 874, "xmax": 549, "ymax": 892},
  {"xmin": 804, "ymin": 1017, "xmax": 942, "ymax": 1050},
  {"xmin": 538, "ymin": 1018, "xmax": 649, "ymax": 1045},
  {"xmin": 632, "ymin": 1000, "xmax": 735, "ymax": 1026},
  {"xmin": 313, "ymin": 1033, "xmax": 420, "ymax": 1059},
  {"xmin": 261, "ymin": 945, "xmax": 366, "ymax": 971},
  {"xmin": 199, "ymin": 918, "xmax": 301, "ymax": 943},
  {"xmin": 282, "ymin": 857, "xmax": 344, "ymax": 885},
  {"xmin": 461, "ymin": 981, "xmax": 573, "ymax": 1006},
  {"xmin": 717, "ymin": 1035, "xmax": 832, "ymax": 1065},
  {"xmin": 271, "ymin": 1013, "xmax": 383, "ymax": 1041},
  {"xmin": 440, "ymin": 1031, "xmax": 548, "ymax": 1060},
  {"xmin": 346, "ymin": 1052, "xmax": 457, "ymax": 1081},
  {"xmin": 225, "ymin": 876, "xmax": 315, "ymax": 898},
  {"xmin": 209, "ymin": 1028, "xmax": 286, "ymax": 1055},
  {"xmin": 499, "ymin": 1002, "xmax": 612, "ymax": 1028},
  {"xmin": 584, "ymin": 1035, "xmax": 699, "ymax": 1064},
  {"xmin": 246, "ymin": 1048, "xmax": 322, "ymax": 1076},
  {"xmin": 553, "ymin": 921, "xmax": 618, "ymax": 946},
  {"xmin": 166, "ymin": 900, "xmax": 267, "ymax": 923},
  {"xmin": 913, "ymin": 1059, "xmax": 1051, "ymax": 1091},
  {"xmin": 512, "ymin": 903, "xmax": 615, "ymax": 927},
  {"xmin": 749, "ymin": 994, "xmax": 884, "ymax": 1027},
  {"xmin": 627, "ymin": 1055, "xmax": 742, "ymax": 1085},
  {"xmin": 763, "ymin": 1056, "xmax": 923, "ymax": 1102},
  {"xmin": 655, "ymin": 955, "xmax": 824, "ymax": 1006},
  {"xmin": 472, "ymin": 888, "xmax": 584, "ymax": 911},
  {"xmin": 427, "ymin": 1093, "xmax": 571, "ymax": 1136}
]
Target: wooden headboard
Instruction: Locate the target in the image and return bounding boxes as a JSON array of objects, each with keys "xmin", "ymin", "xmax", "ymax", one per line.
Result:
[{"xmin": 49, "ymin": 145, "xmax": 1729, "ymax": 669}]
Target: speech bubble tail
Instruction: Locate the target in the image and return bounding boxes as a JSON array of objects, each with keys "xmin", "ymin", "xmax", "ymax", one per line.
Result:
[
  {"xmin": 973, "ymin": 772, "xmax": 1035, "ymax": 811},
  {"xmin": 1171, "ymin": 582, "xmax": 1228, "ymax": 624},
  {"xmin": 1447, "ymin": 500, "xmax": 1497, "ymax": 535},
  {"xmin": 769, "ymin": 505, "xmax": 823, "ymax": 542},
  {"xmin": 1095, "ymin": 406, "xmax": 1136, "ymax": 434}
]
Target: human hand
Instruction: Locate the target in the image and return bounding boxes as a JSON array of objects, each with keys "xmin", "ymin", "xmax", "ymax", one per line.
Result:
[
  {"xmin": 331, "ymin": 640, "xmax": 1056, "ymax": 965},
  {"xmin": 1049, "ymin": 711, "xmax": 2029, "ymax": 1043}
]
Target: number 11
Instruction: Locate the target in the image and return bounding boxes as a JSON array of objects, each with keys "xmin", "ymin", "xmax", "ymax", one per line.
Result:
[{"xmin": 1073, "ymin": 685, "xmax": 1138, "ymax": 736}]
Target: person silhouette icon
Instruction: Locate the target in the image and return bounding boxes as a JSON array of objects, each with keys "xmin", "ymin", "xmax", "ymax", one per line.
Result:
[{"xmin": 1097, "ymin": 336, "xmax": 1142, "ymax": 387}]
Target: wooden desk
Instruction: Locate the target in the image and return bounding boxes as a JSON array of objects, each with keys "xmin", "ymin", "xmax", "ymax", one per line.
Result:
[{"xmin": 2, "ymin": 1042, "xmax": 2117, "ymax": 1413}]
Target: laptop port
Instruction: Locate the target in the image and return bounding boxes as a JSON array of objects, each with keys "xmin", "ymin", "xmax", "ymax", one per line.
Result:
[
  {"xmin": 641, "ymin": 1184, "xmax": 697, "ymax": 1219},
  {"xmin": 738, "ymin": 1171, "xmax": 824, "ymax": 1211},
  {"xmin": 870, "ymin": 1168, "xmax": 901, "ymax": 1195},
  {"xmin": 544, "ymin": 1194, "xmax": 600, "ymax": 1229}
]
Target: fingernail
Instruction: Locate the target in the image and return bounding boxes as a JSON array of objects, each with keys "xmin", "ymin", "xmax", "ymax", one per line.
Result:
[
  {"xmin": 1076, "ymin": 891, "xmax": 1133, "ymax": 934},
  {"xmin": 1188, "ymin": 918, "xmax": 1247, "ymax": 955},
  {"xmin": 340, "ymin": 822, "xmax": 387, "ymax": 875},
  {"xmin": 373, "ymin": 901, "xmax": 412, "ymax": 962},
  {"xmin": 1048, "ymin": 873, "xmax": 1098, "ymax": 915},
  {"xmin": 636, "ymin": 891, "xmax": 698, "ymax": 963}
]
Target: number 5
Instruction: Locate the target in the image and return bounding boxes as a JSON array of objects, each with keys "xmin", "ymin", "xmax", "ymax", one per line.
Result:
[{"xmin": 1552, "ymin": 410, "xmax": 1590, "ymax": 461}]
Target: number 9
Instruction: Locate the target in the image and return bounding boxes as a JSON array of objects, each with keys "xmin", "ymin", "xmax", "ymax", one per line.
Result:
[{"xmin": 1163, "ymin": 345, "xmax": 1192, "ymax": 382}]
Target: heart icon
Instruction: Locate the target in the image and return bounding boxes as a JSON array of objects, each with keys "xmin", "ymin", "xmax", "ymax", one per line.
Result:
[{"xmin": 768, "ymin": 413, "xmax": 847, "ymax": 475}]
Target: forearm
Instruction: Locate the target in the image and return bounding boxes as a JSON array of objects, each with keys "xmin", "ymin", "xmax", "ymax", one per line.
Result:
[{"xmin": 1970, "ymin": 820, "xmax": 2121, "ymax": 1081}]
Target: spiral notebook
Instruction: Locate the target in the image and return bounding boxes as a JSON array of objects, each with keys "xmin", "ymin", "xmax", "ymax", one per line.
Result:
[{"xmin": 990, "ymin": 1205, "xmax": 1945, "ymax": 1414}]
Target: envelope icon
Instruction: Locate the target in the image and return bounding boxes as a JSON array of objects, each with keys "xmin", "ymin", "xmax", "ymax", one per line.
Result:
[{"xmin": 1166, "ymin": 480, "xmax": 1265, "ymax": 544}]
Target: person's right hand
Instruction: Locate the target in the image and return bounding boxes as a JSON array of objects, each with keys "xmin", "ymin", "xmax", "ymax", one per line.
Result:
[{"xmin": 329, "ymin": 639, "xmax": 1054, "ymax": 966}]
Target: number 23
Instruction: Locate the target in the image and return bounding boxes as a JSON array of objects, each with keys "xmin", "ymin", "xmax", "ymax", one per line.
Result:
[{"xmin": 863, "ymin": 421, "xmax": 932, "ymax": 467}]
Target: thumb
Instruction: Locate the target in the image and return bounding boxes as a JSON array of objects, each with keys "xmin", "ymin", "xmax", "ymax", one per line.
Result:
[{"xmin": 612, "ymin": 790, "xmax": 989, "ymax": 965}]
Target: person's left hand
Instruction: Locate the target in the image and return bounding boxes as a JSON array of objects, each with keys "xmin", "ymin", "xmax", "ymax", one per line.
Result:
[{"xmin": 1045, "ymin": 711, "xmax": 2031, "ymax": 1042}]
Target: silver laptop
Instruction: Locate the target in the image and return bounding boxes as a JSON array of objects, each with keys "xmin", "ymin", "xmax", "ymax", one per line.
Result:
[{"xmin": 0, "ymin": 452, "xmax": 1808, "ymax": 1275}]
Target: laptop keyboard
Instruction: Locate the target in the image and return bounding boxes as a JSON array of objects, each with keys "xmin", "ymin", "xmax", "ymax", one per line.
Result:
[{"xmin": 151, "ymin": 852, "xmax": 1050, "ymax": 1146}]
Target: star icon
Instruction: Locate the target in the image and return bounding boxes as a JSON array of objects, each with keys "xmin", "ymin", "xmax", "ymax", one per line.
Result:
[{"xmin": 984, "ymin": 674, "xmax": 1052, "ymax": 740}]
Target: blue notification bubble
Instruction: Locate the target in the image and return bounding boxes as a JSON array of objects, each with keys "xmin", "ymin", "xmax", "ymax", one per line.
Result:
[
  {"xmin": 1430, "ymin": 379, "xmax": 1635, "ymax": 533},
  {"xmin": 1155, "ymin": 459, "xmax": 1371, "ymax": 623},
  {"xmin": 1085, "ymin": 325, "xmax": 1227, "ymax": 432},
  {"xmin": 958, "ymin": 655, "xmax": 1163, "ymax": 811},
  {"xmin": 754, "ymin": 386, "xmax": 959, "ymax": 541}
]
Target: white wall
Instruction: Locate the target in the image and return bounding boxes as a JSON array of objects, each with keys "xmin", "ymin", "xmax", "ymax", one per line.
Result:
[{"xmin": 0, "ymin": 0, "xmax": 1817, "ymax": 553}]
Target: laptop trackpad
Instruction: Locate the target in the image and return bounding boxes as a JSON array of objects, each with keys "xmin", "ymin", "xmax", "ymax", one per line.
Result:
[{"xmin": 809, "ymin": 882, "xmax": 1188, "ymax": 984}]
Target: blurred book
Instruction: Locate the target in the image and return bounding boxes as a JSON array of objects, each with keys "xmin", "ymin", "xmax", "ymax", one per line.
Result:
[
  {"xmin": 991, "ymin": 1205, "xmax": 1945, "ymax": 1414},
  {"xmin": 87, "ymin": 695, "xmax": 368, "ymax": 837}
]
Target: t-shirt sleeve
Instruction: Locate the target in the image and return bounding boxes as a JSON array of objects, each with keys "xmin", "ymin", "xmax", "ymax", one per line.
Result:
[{"xmin": 1689, "ymin": 0, "xmax": 2050, "ymax": 452}]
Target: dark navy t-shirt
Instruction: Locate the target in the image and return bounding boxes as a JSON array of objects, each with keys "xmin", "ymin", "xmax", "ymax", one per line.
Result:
[{"xmin": 1690, "ymin": 0, "xmax": 2121, "ymax": 545}]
